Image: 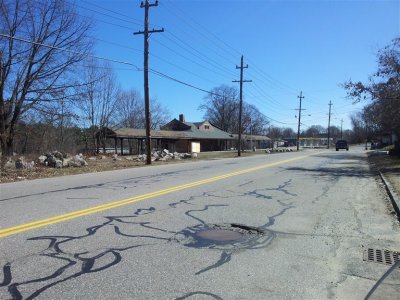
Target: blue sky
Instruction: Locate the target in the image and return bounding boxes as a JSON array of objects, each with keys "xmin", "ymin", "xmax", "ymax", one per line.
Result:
[{"xmin": 79, "ymin": 0, "xmax": 399, "ymax": 131}]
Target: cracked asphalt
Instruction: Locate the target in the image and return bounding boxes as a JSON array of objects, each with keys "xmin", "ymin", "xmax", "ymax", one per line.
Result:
[{"xmin": 1, "ymin": 146, "xmax": 399, "ymax": 299}]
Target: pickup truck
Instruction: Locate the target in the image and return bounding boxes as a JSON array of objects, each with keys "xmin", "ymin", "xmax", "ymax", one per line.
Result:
[{"xmin": 335, "ymin": 140, "xmax": 349, "ymax": 151}]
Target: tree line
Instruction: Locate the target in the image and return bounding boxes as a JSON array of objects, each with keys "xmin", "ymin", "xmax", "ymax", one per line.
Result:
[{"xmin": 344, "ymin": 37, "xmax": 400, "ymax": 152}]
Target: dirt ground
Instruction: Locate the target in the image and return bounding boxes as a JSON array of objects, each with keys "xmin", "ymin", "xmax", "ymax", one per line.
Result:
[{"xmin": 367, "ymin": 152, "xmax": 400, "ymax": 198}]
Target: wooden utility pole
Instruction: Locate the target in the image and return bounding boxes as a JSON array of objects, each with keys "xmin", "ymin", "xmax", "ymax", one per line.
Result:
[
  {"xmin": 327, "ymin": 101, "xmax": 333, "ymax": 149},
  {"xmin": 296, "ymin": 91, "xmax": 305, "ymax": 151},
  {"xmin": 134, "ymin": 0, "xmax": 164, "ymax": 165},
  {"xmin": 233, "ymin": 55, "xmax": 251, "ymax": 157},
  {"xmin": 340, "ymin": 118, "xmax": 343, "ymax": 139}
]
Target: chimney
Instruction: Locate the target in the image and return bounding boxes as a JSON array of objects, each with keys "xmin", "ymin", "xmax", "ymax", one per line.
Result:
[{"xmin": 179, "ymin": 114, "xmax": 185, "ymax": 123}]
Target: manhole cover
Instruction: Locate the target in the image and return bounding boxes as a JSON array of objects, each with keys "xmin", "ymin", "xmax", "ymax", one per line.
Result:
[
  {"xmin": 363, "ymin": 248, "xmax": 400, "ymax": 266},
  {"xmin": 173, "ymin": 223, "xmax": 271, "ymax": 250},
  {"xmin": 196, "ymin": 229, "xmax": 244, "ymax": 241}
]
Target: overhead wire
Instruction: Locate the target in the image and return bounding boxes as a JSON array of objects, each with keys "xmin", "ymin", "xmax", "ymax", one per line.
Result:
[
  {"xmin": 76, "ymin": 1, "xmax": 239, "ymax": 87},
  {"xmin": 80, "ymin": 0, "xmax": 301, "ymax": 119},
  {"xmin": 0, "ymin": 33, "xmax": 224, "ymax": 98},
  {"xmin": 11, "ymin": 0, "xmax": 325, "ymax": 127},
  {"xmin": 0, "ymin": 33, "xmax": 142, "ymax": 70}
]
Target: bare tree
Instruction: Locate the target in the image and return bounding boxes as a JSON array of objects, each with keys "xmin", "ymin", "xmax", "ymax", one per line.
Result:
[
  {"xmin": 305, "ymin": 125, "xmax": 326, "ymax": 137},
  {"xmin": 76, "ymin": 60, "xmax": 119, "ymax": 152},
  {"xmin": 199, "ymin": 85, "xmax": 239, "ymax": 133},
  {"xmin": 150, "ymin": 98, "xmax": 171, "ymax": 129},
  {"xmin": 200, "ymin": 85, "xmax": 269, "ymax": 134},
  {"xmin": 350, "ymin": 112, "xmax": 366, "ymax": 143},
  {"xmin": 115, "ymin": 89, "xmax": 144, "ymax": 128},
  {"xmin": 343, "ymin": 37, "xmax": 400, "ymax": 150},
  {"xmin": 0, "ymin": 0, "xmax": 92, "ymax": 167},
  {"xmin": 282, "ymin": 127, "xmax": 296, "ymax": 138},
  {"xmin": 268, "ymin": 126, "xmax": 283, "ymax": 139},
  {"xmin": 242, "ymin": 103, "xmax": 270, "ymax": 135},
  {"xmin": 114, "ymin": 89, "xmax": 170, "ymax": 130}
]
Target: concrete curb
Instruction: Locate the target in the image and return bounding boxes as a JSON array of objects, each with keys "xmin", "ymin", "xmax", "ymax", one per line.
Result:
[{"xmin": 379, "ymin": 171, "xmax": 400, "ymax": 221}]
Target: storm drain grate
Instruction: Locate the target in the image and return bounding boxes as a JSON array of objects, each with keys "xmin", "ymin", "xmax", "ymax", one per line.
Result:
[{"xmin": 363, "ymin": 248, "xmax": 400, "ymax": 266}]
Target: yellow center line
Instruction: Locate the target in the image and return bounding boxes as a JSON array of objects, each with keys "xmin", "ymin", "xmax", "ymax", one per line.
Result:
[{"xmin": 0, "ymin": 153, "xmax": 312, "ymax": 238}]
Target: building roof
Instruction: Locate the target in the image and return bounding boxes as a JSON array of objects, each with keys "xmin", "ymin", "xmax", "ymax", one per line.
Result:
[
  {"xmin": 100, "ymin": 118, "xmax": 270, "ymax": 141},
  {"xmin": 102, "ymin": 123, "xmax": 235, "ymax": 140},
  {"xmin": 232, "ymin": 134, "xmax": 271, "ymax": 141}
]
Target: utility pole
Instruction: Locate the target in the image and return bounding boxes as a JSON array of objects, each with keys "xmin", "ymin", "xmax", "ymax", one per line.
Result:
[
  {"xmin": 134, "ymin": 0, "xmax": 164, "ymax": 165},
  {"xmin": 327, "ymin": 101, "xmax": 333, "ymax": 149},
  {"xmin": 296, "ymin": 91, "xmax": 305, "ymax": 151},
  {"xmin": 340, "ymin": 119, "xmax": 343, "ymax": 140},
  {"xmin": 233, "ymin": 55, "xmax": 251, "ymax": 157}
]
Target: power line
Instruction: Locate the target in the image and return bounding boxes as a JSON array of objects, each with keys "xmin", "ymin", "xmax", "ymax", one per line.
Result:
[
  {"xmin": 149, "ymin": 69, "xmax": 222, "ymax": 96},
  {"xmin": 75, "ymin": 3, "xmax": 142, "ymax": 26},
  {"xmin": 1, "ymin": 33, "xmax": 224, "ymax": 96},
  {"xmin": 151, "ymin": 38, "xmax": 234, "ymax": 79},
  {"xmin": 0, "ymin": 33, "xmax": 142, "ymax": 70},
  {"xmin": 79, "ymin": 0, "xmax": 307, "ymax": 110}
]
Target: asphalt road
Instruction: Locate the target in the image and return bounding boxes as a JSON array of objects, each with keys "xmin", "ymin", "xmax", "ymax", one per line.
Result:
[{"xmin": 1, "ymin": 146, "xmax": 399, "ymax": 299}]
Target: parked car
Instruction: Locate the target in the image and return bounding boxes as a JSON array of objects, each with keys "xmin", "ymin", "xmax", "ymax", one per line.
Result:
[{"xmin": 336, "ymin": 140, "xmax": 349, "ymax": 151}]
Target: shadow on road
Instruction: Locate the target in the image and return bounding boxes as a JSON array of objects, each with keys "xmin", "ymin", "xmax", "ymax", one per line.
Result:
[{"xmin": 285, "ymin": 153, "xmax": 373, "ymax": 179}]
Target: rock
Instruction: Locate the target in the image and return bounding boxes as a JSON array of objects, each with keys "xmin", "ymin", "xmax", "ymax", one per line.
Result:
[
  {"xmin": 88, "ymin": 157, "xmax": 97, "ymax": 161},
  {"xmin": 182, "ymin": 153, "xmax": 192, "ymax": 159},
  {"xmin": 63, "ymin": 158, "xmax": 71, "ymax": 167},
  {"xmin": 162, "ymin": 149, "xmax": 170, "ymax": 156},
  {"xmin": 125, "ymin": 156, "xmax": 134, "ymax": 161},
  {"xmin": 38, "ymin": 155, "xmax": 47, "ymax": 164},
  {"xmin": 25, "ymin": 161, "xmax": 35, "ymax": 169},
  {"xmin": 137, "ymin": 154, "xmax": 146, "ymax": 161},
  {"xmin": 68, "ymin": 155, "xmax": 88, "ymax": 167},
  {"xmin": 15, "ymin": 157, "xmax": 25, "ymax": 169},
  {"xmin": 112, "ymin": 154, "xmax": 118, "ymax": 161},
  {"xmin": 45, "ymin": 154, "xmax": 56, "ymax": 167},
  {"xmin": 55, "ymin": 159, "xmax": 63, "ymax": 168},
  {"xmin": 5, "ymin": 160, "xmax": 14, "ymax": 169},
  {"xmin": 52, "ymin": 151, "xmax": 64, "ymax": 160},
  {"xmin": 191, "ymin": 152, "xmax": 198, "ymax": 158}
]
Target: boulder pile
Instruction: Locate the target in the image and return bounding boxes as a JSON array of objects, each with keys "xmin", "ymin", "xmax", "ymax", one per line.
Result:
[
  {"xmin": 265, "ymin": 148, "xmax": 294, "ymax": 154},
  {"xmin": 37, "ymin": 151, "xmax": 88, "ymax": 168},
  {"xmin": 136, "ymin": 149, "xmax": 194, "ymax": 162}
]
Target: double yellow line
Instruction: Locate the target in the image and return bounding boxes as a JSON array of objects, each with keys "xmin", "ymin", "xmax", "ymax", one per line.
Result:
[{"xmin": 0, "ymin": 154, "xmax": 309, "ymax": 238}]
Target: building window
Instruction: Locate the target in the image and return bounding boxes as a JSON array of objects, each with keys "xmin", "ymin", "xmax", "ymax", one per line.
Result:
[{"xmin": 204, "ymin": 125, "xmax": 210, "ymax": 130}]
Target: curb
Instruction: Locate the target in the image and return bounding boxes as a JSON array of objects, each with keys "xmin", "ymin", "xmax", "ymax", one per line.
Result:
[{"xmin": 379, "ymin": 171, "xmax": 400, "ymax": 221}]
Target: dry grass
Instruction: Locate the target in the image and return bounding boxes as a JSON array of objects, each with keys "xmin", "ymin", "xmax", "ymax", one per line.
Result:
[{"xmin": 368, "ymin": 152, "xmax": 400, "ymax": 195}]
